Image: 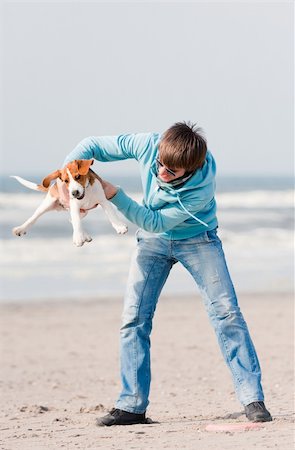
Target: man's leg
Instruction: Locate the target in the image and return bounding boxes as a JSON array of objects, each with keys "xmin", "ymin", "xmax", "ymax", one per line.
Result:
[
  {"xmin": 176, "ymin": 229, "xmax": 265, "ymax": 407},
  {"xmin": 115, "ymin": 231, "xmax": 175, "ymax": 414}
]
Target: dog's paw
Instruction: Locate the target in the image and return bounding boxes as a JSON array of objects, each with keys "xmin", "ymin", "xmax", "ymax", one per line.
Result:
[
  {"xmin": 73, "ymin": 232, "xmax": 92, "ymax": 247},
  {"xmin": 73, "ymin": 235, "xmax": 85, "ymax": 247},
  {"xmin": 114, "ymin": 224, "xmax": 128, "ymax": 234},
  {"xmin": 13, "ymin": 226, "xmax": 27, "ymax": 237}
]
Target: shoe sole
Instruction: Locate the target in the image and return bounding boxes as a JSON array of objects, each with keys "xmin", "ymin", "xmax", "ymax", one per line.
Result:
[{"xmin": 96, "ymin": 419, "xmax": 148, "ymax": 427}]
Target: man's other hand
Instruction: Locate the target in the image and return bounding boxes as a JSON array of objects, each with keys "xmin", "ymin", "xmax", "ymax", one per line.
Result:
[{"xmin": 101, "ymin": 179, "xmax": 118, "ymax": 200}]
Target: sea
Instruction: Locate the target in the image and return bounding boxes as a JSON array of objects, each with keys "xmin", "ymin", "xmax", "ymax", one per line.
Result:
[{"xmin": 0, "ymin": 174, "xmax": 293, "ymax": 302}]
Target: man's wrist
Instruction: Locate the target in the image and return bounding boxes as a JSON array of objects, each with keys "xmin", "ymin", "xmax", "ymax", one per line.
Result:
[
  {"xmin": 108, "ymin": 186, "xmax": 120, "ymax": 200},
  {"xmin": 108, "ymin": 190, "xmax": 117, "ymax": 199}
]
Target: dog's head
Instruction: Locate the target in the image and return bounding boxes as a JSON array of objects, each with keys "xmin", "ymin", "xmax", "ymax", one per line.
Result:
[{"xmin": 42, "ymin": 159, "xmax": 94, "ymax": 200}]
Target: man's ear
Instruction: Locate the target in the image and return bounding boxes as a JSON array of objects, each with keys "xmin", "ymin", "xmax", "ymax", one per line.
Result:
[
  {"xmin": 41, "ymin": 170, "xmax": 61, "ymax": 189},
  {"xmin": 77, "ymin": 159, "xmax": 94, "ymax": 176}
]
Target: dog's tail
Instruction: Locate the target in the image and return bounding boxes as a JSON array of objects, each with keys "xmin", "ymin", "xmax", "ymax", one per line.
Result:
[{"xmin": 10, "ymin": 176, "xmax": 48, "ymax": 192}]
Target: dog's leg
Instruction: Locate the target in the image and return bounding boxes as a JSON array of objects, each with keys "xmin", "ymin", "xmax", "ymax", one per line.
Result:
[
  {"xmin": 13, "ymin": 193, "xmax": 58, "ymax": 236},
  {"xmin": 68, "ymin": 210, "xmax": 88, "ymax": 224},
  {"xmin": 94, "ymin": 182, "xmax": 128, "ymax": 234},
  {"xmin": 70, "ymin": 199, "xmax": 92, "ymax": 247},
  {"xmin": 99, "ymin": 200, "xmax": 128, "ymax": 234}
]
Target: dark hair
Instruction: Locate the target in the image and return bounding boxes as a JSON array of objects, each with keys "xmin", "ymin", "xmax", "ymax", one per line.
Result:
[{"xmin": 159, "ymin": 121, "xmax": 207, "ymax": 172}]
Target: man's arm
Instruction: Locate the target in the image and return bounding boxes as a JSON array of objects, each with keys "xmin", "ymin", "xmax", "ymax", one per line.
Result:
[
  {"xmin": 107, "ymin": 186, "xmax": 208, "ymax": 233},
  {"xmin": 63, "ymin": 133, "xmax": 160, "ymax": 166}
]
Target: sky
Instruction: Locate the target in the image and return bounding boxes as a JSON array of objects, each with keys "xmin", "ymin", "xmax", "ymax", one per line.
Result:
[{"xmin": 0, "ymin": 1, "xmax": 293, "ymax": 177}]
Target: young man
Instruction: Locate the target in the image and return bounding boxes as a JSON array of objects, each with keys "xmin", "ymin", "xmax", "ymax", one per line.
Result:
[{"xmin": 64, "ymin": 122, "xmax": 272, "ymax": 426}]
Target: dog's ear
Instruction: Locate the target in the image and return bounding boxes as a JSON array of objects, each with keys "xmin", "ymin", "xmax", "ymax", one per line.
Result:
[
  {"xmin": 41, "ymin": 170, "xmax": 61, "ymax": 189},
  {"xmin": 77, "ymin": 159, "xmax": 94, "ymax": 176}
]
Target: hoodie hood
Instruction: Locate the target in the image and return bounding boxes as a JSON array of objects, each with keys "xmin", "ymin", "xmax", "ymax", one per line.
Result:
[
  {"xmin": 150, "ymin": 150, "xmax": 216, "ymax": 194},
  {"xmin": 149, "ymin": 150, "xmax": 216, "ymax": 227}
]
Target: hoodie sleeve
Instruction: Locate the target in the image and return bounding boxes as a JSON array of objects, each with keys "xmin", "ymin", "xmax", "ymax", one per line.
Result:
[
  {"xmin": 110, "ymin": 188, "xmax": 208, "ymax": 233},
  {"xmin": 63, "ymin": 133, "xmax": 159, "ymax": 166}
]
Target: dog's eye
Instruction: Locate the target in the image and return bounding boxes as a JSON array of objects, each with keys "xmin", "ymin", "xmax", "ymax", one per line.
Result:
[
  {"xmin": 64, "ymin": 179, "xmax": 69, "ymax": 184},
  {"xmin": 75, "ymin": 175, "xmax": 81, "ymax": 180}
]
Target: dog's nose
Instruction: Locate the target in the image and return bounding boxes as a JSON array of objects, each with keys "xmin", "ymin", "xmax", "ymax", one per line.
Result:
[{"xmin": 71, "ymin": 190, "xmax": 80, "ymax": 198}]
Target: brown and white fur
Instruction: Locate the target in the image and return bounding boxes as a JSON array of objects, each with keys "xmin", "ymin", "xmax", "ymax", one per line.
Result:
[{"xmin": 11, "ymin": 159, "xmax": 128, "ymax": 247}]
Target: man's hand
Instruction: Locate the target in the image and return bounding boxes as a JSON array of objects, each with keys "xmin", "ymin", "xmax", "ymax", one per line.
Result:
[{"xmin": 100, "ymin": 179, "xmax": 118, "ymax": 200}]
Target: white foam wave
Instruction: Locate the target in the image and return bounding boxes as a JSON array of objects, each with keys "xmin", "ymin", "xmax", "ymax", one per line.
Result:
[
  {"xmin": 216, "ymin": 190, "xmax": 294, "ymax": 208},
  {"xmin": 219, "ymin": 227, "xmax": 291, "ymax": 249},
  {"xmin": 1, "ymin": 190, "xmax": 294, "ymax": 211},
  {"xmin": 1, "ymin": 235, "xmax": 135, "ymax": 264},
  {"xmin": 1, "ymin": 182, "xmax": 293, "ymax": 300},
  {"xmin": 0, "ymin": 192, "xmax": 42, "ymax": 210},
  {"xmin": 1, "ymin": 228, "xmax": 293, "ymax": 301}
]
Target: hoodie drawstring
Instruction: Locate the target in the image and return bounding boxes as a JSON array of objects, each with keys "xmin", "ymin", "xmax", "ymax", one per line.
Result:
[{"xmin": 176, "ymin": 195, "xmax": 209, "ymax": 227}]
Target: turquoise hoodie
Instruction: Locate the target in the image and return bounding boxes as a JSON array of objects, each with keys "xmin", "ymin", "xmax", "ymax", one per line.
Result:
[{"xmin": 64, "ymin": 133, "xmax": 218, "ymax": 239}]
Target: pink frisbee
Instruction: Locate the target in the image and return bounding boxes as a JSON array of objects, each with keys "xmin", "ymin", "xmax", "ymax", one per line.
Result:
[{"xmin": 205, "ymin": 422, "xmax": 264, "ymax": 432}]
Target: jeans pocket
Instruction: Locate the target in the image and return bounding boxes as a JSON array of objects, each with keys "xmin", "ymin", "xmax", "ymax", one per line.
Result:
[
  {"xmin": 135, "ymin": 228, "xmax": 143, "ymax": 243},
  {"xmin": 205, "ymin": 228, "xmax": 220, "ymax": 243}
]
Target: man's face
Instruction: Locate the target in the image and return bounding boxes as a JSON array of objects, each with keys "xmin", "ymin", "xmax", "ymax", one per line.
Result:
[{"xmin": 156, "ymin": 158, "xmax": 186, "ymax": 182}]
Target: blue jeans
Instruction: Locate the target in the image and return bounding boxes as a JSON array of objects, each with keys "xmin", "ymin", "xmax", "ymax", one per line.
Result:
[{"xmin": 115, "ymin": 228, "xmax": 264, "ymax": 413}]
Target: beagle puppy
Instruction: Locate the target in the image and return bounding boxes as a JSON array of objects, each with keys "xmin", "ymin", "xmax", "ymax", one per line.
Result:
[{"xmin": 11, "ymin": 159, "xmax": 128, "ymax": 247}]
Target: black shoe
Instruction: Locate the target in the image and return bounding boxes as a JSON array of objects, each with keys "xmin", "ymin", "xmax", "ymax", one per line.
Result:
[
  {"xmin": 245, "ymin": 401, "xmax": 272, "ymax": 422},
  {"xmin": 96, "ymin": 408, "xmax": 147, "ymax": 427}
]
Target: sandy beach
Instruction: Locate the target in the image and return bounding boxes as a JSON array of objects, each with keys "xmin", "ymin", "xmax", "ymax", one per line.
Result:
[{"xmin": 0, "ymin": 293, "xmax": 293, "ymax": 450}]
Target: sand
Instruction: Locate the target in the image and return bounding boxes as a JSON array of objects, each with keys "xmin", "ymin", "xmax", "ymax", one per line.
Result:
[{"xmin": 0, "ymin": 293, "xmax": 294, "ymax": 450}]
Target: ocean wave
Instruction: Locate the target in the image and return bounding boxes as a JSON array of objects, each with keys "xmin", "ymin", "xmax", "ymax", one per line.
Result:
[
  {"xmin": 1, "ymin": 235, "xmax": 135, "ymax": 265},
  {"xmin": 1, "ymin": 189, "xmax": 293, "ymax": 210},
  {"xmin": 0, "ymin": 228, "xmax": 292, "ymax": 301},
  {"xmin": 1, "ymin": 227, "xmax": 291, "ymax": 264},
  {"xmin": 216, "ymin": 190, "xmax": 294, "ymax": 208}
]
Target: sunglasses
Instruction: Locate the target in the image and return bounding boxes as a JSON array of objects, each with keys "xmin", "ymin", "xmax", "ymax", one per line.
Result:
[{"xmin": 156, "ymin": 158, "xmax": 177, "ymax": 177}]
